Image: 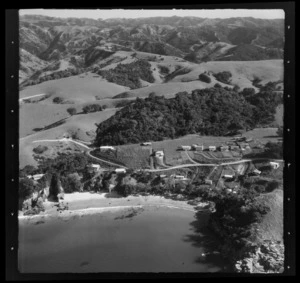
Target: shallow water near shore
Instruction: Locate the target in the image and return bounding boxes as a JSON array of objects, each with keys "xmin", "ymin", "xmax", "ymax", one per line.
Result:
[{"xmin": 19, "ymin": 206, "xmax": 227, "ymax": 273}]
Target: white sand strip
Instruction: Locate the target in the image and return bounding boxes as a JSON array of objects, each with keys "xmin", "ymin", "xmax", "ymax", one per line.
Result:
[{"xmin": 18, "ymin": 204, "xmax": 196, "ymax": 220}]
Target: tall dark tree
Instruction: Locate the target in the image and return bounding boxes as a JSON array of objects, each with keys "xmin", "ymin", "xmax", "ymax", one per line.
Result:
[{"xmin": 49, "ymin": 173, "xmax": 60, "ymax": 201}]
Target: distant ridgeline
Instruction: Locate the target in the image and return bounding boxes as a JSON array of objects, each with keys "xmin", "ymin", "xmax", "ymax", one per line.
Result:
[{"xmin": 94, "ymin": 84, "xmax": 282, "ymax": 146}]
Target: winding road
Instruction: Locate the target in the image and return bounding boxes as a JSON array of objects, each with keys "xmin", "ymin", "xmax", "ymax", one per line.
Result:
[
  {"xmin": 32, "ymin": 138, "xmax": 128, "ymax": 169},
  {"xmin": 19, "ymin": 93, "xmax": 47, "ymax": 102},
  {"xmin": 32, "ymin": 138, "xmax": 284, "ymax": 173}
]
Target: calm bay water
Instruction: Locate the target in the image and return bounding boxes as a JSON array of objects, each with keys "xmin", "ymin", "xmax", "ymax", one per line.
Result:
[{"xmin": 18, "ymin": 206, "xmax": 226, "ymax": 273}]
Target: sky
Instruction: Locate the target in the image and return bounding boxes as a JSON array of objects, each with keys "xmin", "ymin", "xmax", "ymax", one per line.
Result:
[{"xmin": 19, "ymin": 9, "xmax": 285, "ymax": 20}]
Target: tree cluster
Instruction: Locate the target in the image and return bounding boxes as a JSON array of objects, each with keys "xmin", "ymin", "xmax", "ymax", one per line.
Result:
[
  {"xmin": 82, "ymin": 104, "xmax": 102, "ymax": 114},
  {"xmin": 198, "ymin": 72, "xmax": 211, "ymax": 83},
  {"xmin": 213, "ymin": 71, "xmax": 232, "ymax": 85},
  {"xmin": 94, "ymin": 87, "xmax": 255, "ymax": 146},
  {"xmin": 98, "ymin": 59, "xmax": 155, "ymax": 89}
]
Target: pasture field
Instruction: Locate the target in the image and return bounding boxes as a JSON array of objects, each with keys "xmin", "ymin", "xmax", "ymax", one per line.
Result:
[
  {"xmin": 19, "ymin": 109, "xmax": 117, "ymax": 168},
  {"xmin": 92, "ymin": 145, "xmax": 152, "ymax": 169},
  {"xmin": 19, "ymin": 72, "xmax": 129, "ymax": 101}
]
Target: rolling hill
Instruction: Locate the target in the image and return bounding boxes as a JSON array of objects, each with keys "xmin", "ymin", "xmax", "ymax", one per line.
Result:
[{"xmin": 19, "ymin": 15, "xmax": 284, "ymax": 85}]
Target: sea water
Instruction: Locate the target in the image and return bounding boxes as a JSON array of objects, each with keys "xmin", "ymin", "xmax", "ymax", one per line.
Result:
[{"xmin": 18, "ymin": 206, "xmax": 227, "ymax": 273}]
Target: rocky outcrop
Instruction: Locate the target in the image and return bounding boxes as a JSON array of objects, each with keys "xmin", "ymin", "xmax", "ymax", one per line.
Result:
[
  {"xmin": 22, "ymin": 195, "xmax": 45, "ymax": 216},
  {"xmin": 209, "ymin": 218, "xmax": 284, "ymax": 273},
  {"xmin": 234, "ymin": 241, "xmax": 284, "ymax": 273}
]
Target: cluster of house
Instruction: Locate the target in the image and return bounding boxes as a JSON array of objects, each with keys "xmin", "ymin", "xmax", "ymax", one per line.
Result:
[
  {"xmin": 203, "ymin": 161, "xmax": 280, "ymax": 185},
  {"xmin": 87, "ymin": 163, "xmax": 126, "ymax": 174},
  {"xmin": 159, "ymin": 174, "xmax": 189, "ymax": 181},
  {"xmin": 178, "ymin": 143, "xmax": 249, "ymax": 152},
  {"xmin": 177, "ymin": 136, "xmax": 254, "ymax": 152}
]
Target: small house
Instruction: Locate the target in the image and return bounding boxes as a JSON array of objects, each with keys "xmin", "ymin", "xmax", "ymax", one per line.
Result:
[
  {"xmin": 239, "ymin": 142, "xmax": 249, "ymax": 149},
  {"xmin": 270, "ymin": 162, "xmax": 280, "ymax": 169},
  {"xmin": 141, "ymin": 142, "xmax": 152, "ymax": 146},
  {"xmin": 180, "ymin": 145, "xmax": 192, "ymax": 151},
  {"xmin": 192, "ymin": 144, "xmax": 204, "ymax": 151},
  {"xmin": 220, "ymin": 145, "xmax": 229, "ymax": 151},
  {"xmin": 205, "ymin": 179, "xmax": 213, "ymax": 185},
  {"xmin": 155, "ymin": 150, "xmax": 164, "ymax": 157},
  {"xmin": 223, "ymin": 174, "xmax": 234, "ymax": 179},
  {"xmin": 209, "ymin": 146, "xmax": 216, "ymax": 151},
  {"xmin": 159, "ymin": 174, "xmax": 167, "ymax": 179},
  {"xmin": 245, "ymin": 137, "xmax": 253, "ymax": 143},
  {"xmin": 222, "ymin": 169, "xmax": 235, "ymax": 179},
  {"xmin": 100, "ymin": 146, "xmax": 115, "ymax": 151},
  {"xmin": 253, "ymin": 169, "xmax": 261, "ymax": 175},
  {"xmin": 89, "ymin": 164, "xmax": 100, "ymax": 172},
  {"xmin": 115, "ymin": 168, "xmax": 126, "ymax": 174}
]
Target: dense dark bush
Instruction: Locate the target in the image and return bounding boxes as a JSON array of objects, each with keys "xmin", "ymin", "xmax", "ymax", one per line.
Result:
[
  {"xmin": 114, "ymin": 100, "xmax": 133, "ymax": 108},
  {"xmin": 37, "ymin": 153, "xmax": 90, "ymax": 181},
  {"xmin": 245, "ymin": 142, "xmax": 283, "ymax": 159},
  {"xmin": 19, "ymin": 165, "xmax": 39, "ymax": 177},
  {"xmin": 19, "ymin": 177, "xmax": 36, "ymax": 201},
  {"xmin": 158, "ymin": 65, "xmax": 169, "ymax": 75},
  {"xmin": 198, "ymin": 73, "xmax": 211, "ymax": 83},
  {"xmin": 241, "ymin": 85, "xmax": 282, "ymax": 126},
  {"xmin": 32, "ymin": 145, "xmax": 48, "ymax": 154},
  {"xmin": 94, "ymin": 87, "xmax": 255, "ymax": 146},
  {"xmin": 49, "ymin": 173, "xmax": 60, "ymax": 201},
  {"xmin": 67, "ymin": 107, "xmax": 77, "ymax": 115},
  {"xmin": 213, "ymin": 71, "xmax": 232, "ymax": 84},
  {"xmin": 98, "ymin": 59, "xmax": 155, "ymax": 89},
  {"xmin": 82, "ymin": 104, "xmax": 102, "ymax": 114},
  {"xmin": 208, "ymin": 187, "xmax": 270, "ymax": 245},
  {"xmin": 63, "ymin": 173, "xmax": 82, "ymax": 193},
  {"xmin": 53, "ymin": 97, "xmax": 64, "ymax": 104}
]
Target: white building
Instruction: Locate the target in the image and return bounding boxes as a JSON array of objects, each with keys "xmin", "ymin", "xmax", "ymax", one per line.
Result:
[
  {"xmin": 192, "ymin": 144, "xmax": 204, "ymax": 151},
  {"xmin": 270, "ymin": 162, "xmax": 280, "ymax": 169},
  {"xmin": 89, "ymin": 164, "xmax": 101, "ymax": 171},
  {"xmin": 253, "ymin": 169, "xmax": 261, "ymax": 175},
  {"xmin": 100, "ymin": 146, "xmax": 115, "ymax": 151},
  {"xmin": 155, "ymin": 150, "xmax": 164, "ymax": 157},
  {"xmin": 209, "ymin": 146, "xmax": 216, "ymax": 151},
  {"xmin": 223, "ymin": 174, "xmax": 234, "ymax": 179},
  {"xmin": 115, "ymin": 168, "xmax": 126, "ymax": 173}
]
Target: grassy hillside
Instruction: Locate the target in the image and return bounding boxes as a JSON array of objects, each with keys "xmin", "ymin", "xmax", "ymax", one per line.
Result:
[
  {"xmin": 20, "ymin": 72, "xmax": 129, "ymax": 102},
  {"xmin": 254, "ymin": 189, "xmax": 283, "ymax": 243},
  {"xmin": 19, "ymin": 109, "xmax": 117, "ymax": 168}
]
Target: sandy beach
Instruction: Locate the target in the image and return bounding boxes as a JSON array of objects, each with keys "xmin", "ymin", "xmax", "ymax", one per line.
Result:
[{"xmin": 18, "ymin": 192, "xmax": 197, "ymax": 221}]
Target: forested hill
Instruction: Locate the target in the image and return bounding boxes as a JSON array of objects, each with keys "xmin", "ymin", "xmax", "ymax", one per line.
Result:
[{"xmin": 94, "ymin": 86, "xmax": 282, "ymax": 146}]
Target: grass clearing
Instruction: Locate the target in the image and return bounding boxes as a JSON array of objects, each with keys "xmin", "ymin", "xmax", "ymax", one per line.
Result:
[
  {"xmin": 92, "ymin": 145, "xmax": 152, "ymax": 169},
  {"xmin": 254, "ymin": 189, "xmax": 283, "ymax": 242}
]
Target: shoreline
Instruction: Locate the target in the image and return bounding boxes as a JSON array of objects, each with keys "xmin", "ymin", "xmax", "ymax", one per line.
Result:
[{"xmin": 19, "ymin": 192, "xmax": 199, "ymax": 221}]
